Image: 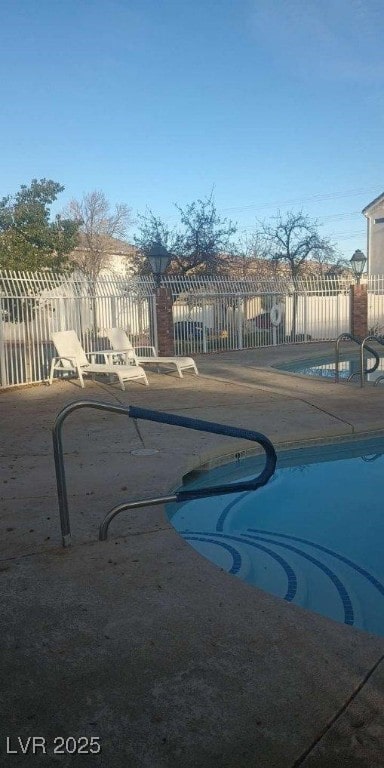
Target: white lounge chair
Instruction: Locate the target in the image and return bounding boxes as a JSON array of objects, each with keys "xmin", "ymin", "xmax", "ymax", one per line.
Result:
[
  {"xmin": 103, "ymin": 328, "xmax": 199, "ymax": 379},
  {"xmin": 49, "ymin": 330, "xmax": 149, "ymax": 390}
]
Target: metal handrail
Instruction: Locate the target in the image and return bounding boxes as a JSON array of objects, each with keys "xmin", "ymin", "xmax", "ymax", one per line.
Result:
[
  {"xmin": 360, "ymin": 335, "xmax": 384, "ymax": 388},
  {"xmin": 53, "ymin": 400, "xmax": 277, "ymax": 547},
  {"xmin": 335, "ymin": 333, "xmax": 380, "ymax": 387},
  {"xmin": 99, "ymin": 495, "xmax": 179, "ymax": 542}
]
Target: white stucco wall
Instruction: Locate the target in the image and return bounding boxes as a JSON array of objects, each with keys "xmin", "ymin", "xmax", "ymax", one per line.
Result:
[{"xmin": 365, "ymin": 198, "xmax": 384, "ymax": 275}]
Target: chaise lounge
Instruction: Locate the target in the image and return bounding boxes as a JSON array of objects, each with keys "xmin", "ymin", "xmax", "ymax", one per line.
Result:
[
  {"xmin": 49, "ymin": 330, "xmax": 149, "ymax": 390},
  {"xmin": 104, "ymin": 328, "xmax": 199, "ymax": 379}
]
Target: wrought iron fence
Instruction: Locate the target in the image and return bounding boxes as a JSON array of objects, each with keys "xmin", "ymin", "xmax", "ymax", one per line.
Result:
[
  {"xmin": 0, "ymin": 270, "xmax": 354, "ymax": 388},
  {"xmin": 0, "ymin": 271, "xmax": 155, "ymax": 387},
  {"xmin": 165, "ymin": 276, "xmax": 351, "ymax": 354}
]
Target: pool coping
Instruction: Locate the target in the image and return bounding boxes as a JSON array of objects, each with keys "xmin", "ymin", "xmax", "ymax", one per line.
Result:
[{"xmin": 178, "ymin": 426, "xmax": 384, "ymax": 483}]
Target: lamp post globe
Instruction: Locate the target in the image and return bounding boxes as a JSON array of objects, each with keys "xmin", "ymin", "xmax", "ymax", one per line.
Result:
[
  {"xmin": 147, "ymin": 243, "xmax": 171, "ymax": 287},
  {"xmin": 350, "ymin": 249, "xmax": 367, "ymax": 285}
]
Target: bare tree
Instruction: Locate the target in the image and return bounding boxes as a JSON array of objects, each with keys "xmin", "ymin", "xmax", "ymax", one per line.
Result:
[
  {"xmin": 258, "ymin": 211, "xmax": 337, "ymax": 279},
  {"xmin": 66, "ymin": 190, "xmax": 133, "ymax": 282},
  {"xmin": 227, "ymin": 232, "xmax": 275, "ymax": 279},
  {"xmin": 64, "ymin": 190, "xmax": 133, "ymax": 335},
  {"xmin": 309, "ymin": 249, "xmax": 350, "ymax": 277},
  {"xmin": 258, "ymin": 211, "xmax": 338, "ymax": 338}
]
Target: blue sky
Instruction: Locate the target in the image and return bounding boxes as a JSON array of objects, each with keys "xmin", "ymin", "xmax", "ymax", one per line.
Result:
[{"xmin": 1, "ymin": 0, "xmax": 383, "ymax": 257}]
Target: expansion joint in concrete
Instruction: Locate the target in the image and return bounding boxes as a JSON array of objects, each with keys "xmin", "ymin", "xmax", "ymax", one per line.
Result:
[
  {"xmin": 297, "ymin": 397, "xmax": 355, "ymax": 433},
  {"xmin": 291, "ymin": 653, "xmax": 384, "ymax": 767}
]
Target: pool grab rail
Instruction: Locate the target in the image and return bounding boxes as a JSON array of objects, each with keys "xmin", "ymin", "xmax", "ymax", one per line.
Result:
[
  {"xmin": 335, "ymin": 333, "xmax": 381, "ymax": 387},
  {"xmin": 53, "ymin": 400, "xmax": 277, "ymax": 547},
  {"xmin": 360, "ymin": 336, "xmax": 384, "ymax": 388}
]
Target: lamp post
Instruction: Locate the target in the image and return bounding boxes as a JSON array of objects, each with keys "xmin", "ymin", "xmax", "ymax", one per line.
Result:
[
  {"xmin": 350, "ymin": 249, "xmax": 367, "ymax": 285},
  {"xmin": 147, "ymin": 242, "xmax": 171, "ymax": 287},
  {"xmin": 350, "ymin": 249, "xmax": 368, "ymax": 340},
  {"xmin": 146, "ymin": 242, "xmax": 174, "ymax": 355}
]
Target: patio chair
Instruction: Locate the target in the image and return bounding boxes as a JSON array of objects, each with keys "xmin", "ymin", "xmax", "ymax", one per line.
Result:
[
  {"xmin": 49, "ymin": 330, "xmax": 149, "ymax": 390},
  {"xmin": 104, "ymin": 328, "xmax": 199, "ymax": 379}
]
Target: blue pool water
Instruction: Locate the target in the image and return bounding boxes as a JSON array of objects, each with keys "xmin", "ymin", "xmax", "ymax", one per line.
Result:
[
  {"xmin": 274, "ymin": 354, "xmax": 384, "ymax": 381},
  {"xmin": 167, "ymin": 437, "xmax": 384, "ymax": 636}
]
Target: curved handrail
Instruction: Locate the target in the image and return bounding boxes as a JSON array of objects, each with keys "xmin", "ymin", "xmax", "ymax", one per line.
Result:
[
  {"xmin": 335, "ymin": 333, "xmax": 380, "ymax": 386},
  {"xmin": 53, "ymin": 400, "xmax": 277, "ymax": 546},
  {"xmin": 360, "ymin": 335, "xmax": 384, "ymax": 388}
]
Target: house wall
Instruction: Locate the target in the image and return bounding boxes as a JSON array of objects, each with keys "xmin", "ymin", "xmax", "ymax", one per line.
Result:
[
  {"xmin": 99, "ymin": 253, "xmax": 136, "ymax": 278},
  {"xmin": 365, "ymin": 199, "xmax": 384, "ymax": 275}
]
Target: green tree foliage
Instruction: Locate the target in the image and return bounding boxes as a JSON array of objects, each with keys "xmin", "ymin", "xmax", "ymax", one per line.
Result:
[
  {"xmin": 0, "ymin": 179, "xmax": 79, "ymax": 271},
  {"xmin": 134, "ymin": 194, "xmax": 237, "ymax": 275}
]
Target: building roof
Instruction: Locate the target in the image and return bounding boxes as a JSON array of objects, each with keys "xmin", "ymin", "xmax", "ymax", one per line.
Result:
[
  {"xmin": 362, "ymin": 192, "xmax": 384, "ymax": 216},
  {"xmin": 72, "ymin": 233, "xmax": 137, "ymax": 256}
]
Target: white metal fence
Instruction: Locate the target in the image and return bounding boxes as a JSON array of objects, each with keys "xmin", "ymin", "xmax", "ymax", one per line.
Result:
[
  {"xmin": 368, "ymin": 276, "xmax": 384, "ymax": 335},
  {"xmin": 1, "ymin": 269, "xmax": 379, "ymax": 389},
  {"xmin": 165, "ymin": 276, "xmax": 351, "ymax": 354},
  {"xmin": 0, "ymin": 271, "xmax": 155, "ymax": 387}
]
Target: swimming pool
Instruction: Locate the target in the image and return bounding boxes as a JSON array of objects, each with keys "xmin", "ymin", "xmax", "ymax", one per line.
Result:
[
  {"xmin": 274, "ymin": 354, "xmax": 384, "ymax": 381},
  {"xmin": 167, "ymin": 436, "xmax": 384, "ymax": 636}
]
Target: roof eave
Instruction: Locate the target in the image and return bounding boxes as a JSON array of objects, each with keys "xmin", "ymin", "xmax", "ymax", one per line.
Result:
[{"xmin": 362, "ymin": 191, "xmax": 384, "ymax": 216}]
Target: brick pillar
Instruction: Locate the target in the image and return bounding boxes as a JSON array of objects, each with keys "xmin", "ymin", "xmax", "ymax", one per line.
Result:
[
  {"xmin": 155, "ymin": 286, "xmax": 174, "ymax": 355},
  {"xmin": 350, "ymin": 284, "xmax": 368, "ymax": 339}
]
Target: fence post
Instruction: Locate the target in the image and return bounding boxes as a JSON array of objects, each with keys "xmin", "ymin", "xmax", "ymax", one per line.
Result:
[
  {"xmin": 350, "ymin": 283, "xmax": 368, "ymax": 339},
  {"xmin": 0, "ymin": 303, "xmax": 7, "ymax": 387},
  {"xmin": 237, "ymin": 298, "xmax": 243, "ymax": 350},
  {"xmin": 303, "ymin": 292, "xmax": 308, "ymax": 340},
  {"xmin": 202, "ymin": 301, "xmax": 208, "ymax": 353},
  {"xmin": 111, "ymin": 295, "xmax": 117, "ymax": 328}
]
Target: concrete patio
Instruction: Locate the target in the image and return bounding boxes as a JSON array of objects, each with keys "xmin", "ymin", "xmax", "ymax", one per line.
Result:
[{"xmin": 1, "ymin": 341, "xmax": 384, "ymax": 767}]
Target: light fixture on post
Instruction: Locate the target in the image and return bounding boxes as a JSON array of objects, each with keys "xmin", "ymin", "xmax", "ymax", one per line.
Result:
[
  {"xmin": 147, "ymin": 242, "xmax": 171, "ymax": 287},
  {"xmin": 350, "ymin": 249, "xmax": 367, "ymax": 285}
]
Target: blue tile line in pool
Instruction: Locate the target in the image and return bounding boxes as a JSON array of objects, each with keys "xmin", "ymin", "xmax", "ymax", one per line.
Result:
[
  {"xmin": 183, "ymin": 536, "xmax": 242, "ymax": 575},
  {"xmin": 183, "ymin": 530, "xmax": 353, "ymax": 624},
  {"xmin": 181, "ymin": 525, "xmax": 384, "ymax": 629},
  {"xmin": 184, "ymin": 533, "xmax": 297, "ymax": 602},
  {"xmin": 244, "ymin": 532, "xmax": 354, "ymax": 625},
  {"xmin": 169, "ymin": 436, "xmax": 384, "ymax": 634},
  {"xmin": 249, "ymin": 529, "xmax": 384, "ymax": 598},
  {"xmin": 216, "ymin": 491, "xmax": 249, "ymax": 532}
]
